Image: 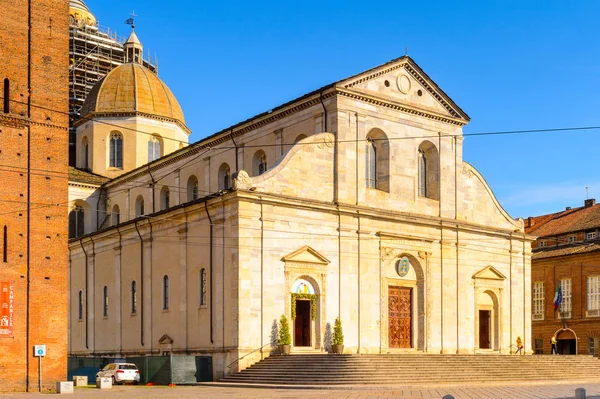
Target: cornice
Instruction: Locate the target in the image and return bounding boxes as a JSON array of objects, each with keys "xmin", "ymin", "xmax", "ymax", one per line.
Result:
[
  {"xmin": 0, "ymin": 114, "xmax": 67, "ymax": 130},
  {"xmin": 75, "ymin": 111, "xmax": 192, "ymax": 135},
  {"xmin": 336, "ymin": 88, "xmax": 466, "ymax": 127}
]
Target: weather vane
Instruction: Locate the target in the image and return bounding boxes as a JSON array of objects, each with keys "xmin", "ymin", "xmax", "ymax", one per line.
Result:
[{"xmin": 125, "ymin": 10, "xmax": 137, "ymax": 29}]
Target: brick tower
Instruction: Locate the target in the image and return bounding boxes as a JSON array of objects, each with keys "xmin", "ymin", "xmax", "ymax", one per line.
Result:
[{"xmin": 0, "ymin": 0, "xmax": 69, "ymax": 391}]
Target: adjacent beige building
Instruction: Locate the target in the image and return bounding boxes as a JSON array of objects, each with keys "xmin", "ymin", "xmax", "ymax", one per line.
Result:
[{"xmin": 68, "ymin": 43, "xmax": 534, "ymax": 380}]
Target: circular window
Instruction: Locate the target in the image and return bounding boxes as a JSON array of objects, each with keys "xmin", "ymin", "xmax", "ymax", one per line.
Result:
[
  {"xmin": 396, "ymin": 74, "xmax": 411, "ymax": 94},
  {"xmin": 384, "ymin": 80, "xmax": 390, "ymax": 87},
  {"xmin": 417, "ymin": 89, "xmax": 423, "ymax": 96},
  {"xmin": 395, "ymin": 257, "xmax": 411, "ymax": 277}
]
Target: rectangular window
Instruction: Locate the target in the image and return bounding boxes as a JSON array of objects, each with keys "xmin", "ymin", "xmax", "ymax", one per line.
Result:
[
  {"xmin": 559, "ymin": 279, "xmax": 572, "ymax": 318},
  {"xmin": 589, "ymin": 337, "xmax": 599, "ymax": 356},
  {"xmin": 534, "ymin": 338, "xmax": 543, "ymax": 354},
  {"xmin": 532, "ymin": 282, "xmax": 544, "ymax": 320},
  {"xmin": 538, "ymin": 240, "xmax": 547, "ymax": 247},
  {"xmin": 587, "ymin": 232, "xmax": 596, "ymax": 240},
  {"xmin": 588, "ymin": 276, "xmax": 600, "ymax": 316},
  {"xmin": 2, "ymin": 225, "xmax": 6, "ymax": 263},
  {"xmin": 568, "ymin": 235, "xmax": 576, "ymax": 243}
]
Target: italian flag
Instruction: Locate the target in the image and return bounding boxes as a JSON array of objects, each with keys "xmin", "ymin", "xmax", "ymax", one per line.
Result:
[{"xmin": 553, "ymin": 285, "xmax": 562, "ymax": 310}]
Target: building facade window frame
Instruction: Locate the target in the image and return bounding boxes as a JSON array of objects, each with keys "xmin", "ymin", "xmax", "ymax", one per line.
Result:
[
  {"xmin": 568, "ymin": 235, "xmax": 576, "ymax": 243},
  {"xmin": 109, "ymin": 132, "xmax": 123, "ymax": 169},
  {"xmin": 103, "ymin": 285, "xmax": 108, "ymax": 317},
  {"xmin": 163, "ymin": 275, "xmax": 169, "ymax": 310},
  {"xmin": 160, "ymin": 186, "xmax": 170, "ymax": 210},
  {"xmin": 148, "ymin": 135, "xmax": 162, "ymax": 162},
  {"xmin": 135, "ymin": 195, "xmax": 145, "ymax": 217},
  {"xmin": 68, "ymin": 205, "xmax": 85, "ymax": 239},
  {"xmin": 559, "ymin": 278, "xmax": 572, "ymax": 318},
  {"xmin": 187, "ymin": 175, "xmax": 199, "ymax": 202},
  {"xmin": 78, "ymin": 290, "xmax": 83, "ymax": 320},
  {"xmin": 200, "ymin": 268, "xmax": 207, "ymax": 306},
  {"xmin": 3, "ymin": 78, "xmax": 9, "ymax": 114},
  {"xmin": 365, "ymin": 139, "xmax": 377, "ymax": 189},
  {"xmin": 131, "ymin": 280, "xmax": 137, "ymax": 314},
  {"xmin": 587, "ymin": 231, "xmax": 597, "ymax": 240},
  {"xmin": 587, "ymin": 275, "xmax": 600, "ymax": 316},
  {"xmin": 532, "ymin": 281, "xmax": 544, "ymax": 320}
]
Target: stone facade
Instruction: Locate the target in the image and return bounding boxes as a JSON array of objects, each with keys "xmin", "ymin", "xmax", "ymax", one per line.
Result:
[
  {"xmin": 0, "ymin": 0, "xmax": 70, "ymax": 391},
  {"xmin": 68, "ymin": 56, "xmax": 534, "ymax": 380}
]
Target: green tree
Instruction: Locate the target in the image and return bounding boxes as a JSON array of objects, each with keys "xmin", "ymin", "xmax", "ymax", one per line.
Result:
[
  {"xmin": 278, "ymin": 314, "xmax": 291, "ymax": 345},
  {"xmin": 332, "ymin": 317, "xmax": 344, "ymax": 345}
]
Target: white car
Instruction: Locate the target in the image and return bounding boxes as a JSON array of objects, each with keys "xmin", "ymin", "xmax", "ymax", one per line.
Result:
[{"xmin": 96, "ymin": 363, "xmax": 140, "ymax": 385}]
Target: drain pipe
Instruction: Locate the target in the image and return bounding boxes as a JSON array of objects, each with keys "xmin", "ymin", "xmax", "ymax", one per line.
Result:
[
  {"xmin": 204, "ymin": 201, "xmax": 214, "ymax": 344},
  {"xmin": 230, "ymin": 129, "xmax": 239, "ymax": 172},
  {"xmin": 320, "ymin": 91, "xmax": 328, "ymax": 131},
  {"xmin": 79, "ymin": 238, "xmax": 89, "ymax": 349},
  {"xmin": 134, "ymin": 221, "xmax": 145, "ymax": 347},
  {"xmin": 90, "ymin": 236, "xmax": 96, "ymax": 353},
  {"xmin": 116, "ymin": 225, "xmax": 123, "ymax": 353}
]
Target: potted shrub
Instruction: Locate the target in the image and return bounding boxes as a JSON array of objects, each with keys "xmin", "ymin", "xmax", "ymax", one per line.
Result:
[
  {"xmin": 278, "ymin": 314, "xmax": 291, "ymax": 355},
  {"xmin": 332, "ymin": 317, "xmax": 344, "ymax": 354}
]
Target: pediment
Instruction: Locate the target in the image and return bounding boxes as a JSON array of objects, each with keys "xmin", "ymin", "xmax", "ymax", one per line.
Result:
[
  {"xmin": 158, "ymin": 334, "xmax": 173, "ymax": 344},
  {"xmin": 472, "ymin": 266, "xmax": 506, "ymax": 281},
  {"xmin": 336, "ymin": 56, "xmax": 469, "ymax": 123},
  {"xmin": 282, "ymin": 246, "xmax": 330, "ymax": 265}
]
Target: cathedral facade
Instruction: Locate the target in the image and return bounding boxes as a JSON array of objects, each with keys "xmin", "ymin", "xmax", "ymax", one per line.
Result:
[{"xmin": 67, "ymin": 36, "xmax": 534, "ymax": 379}]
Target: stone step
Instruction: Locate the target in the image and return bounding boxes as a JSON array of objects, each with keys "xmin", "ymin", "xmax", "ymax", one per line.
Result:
[{"xmin": 223, "ymin": 354, "xmax": 600, "ymax": 385}]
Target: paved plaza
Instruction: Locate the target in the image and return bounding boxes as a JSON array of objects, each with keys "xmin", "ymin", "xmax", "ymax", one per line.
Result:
[{"xmin": 2, "ymin": 382, "xmax": 600, "ymax": 399}]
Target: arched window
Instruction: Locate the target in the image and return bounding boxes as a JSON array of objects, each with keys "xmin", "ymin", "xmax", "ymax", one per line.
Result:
[
  {"xmin": 187, "ymin": 175, "xmax": 199, "ymax": 202},
  {"xmin": 109, "ymin": 132, "xmax": 123, "ymax": 168},
  {"xmin": 200, "ymin": 268, "xmax": 207, "ymax": 306},
  {"xmin": 111, "ymin": 205, "xmax": 120, "ymax": 226},
  {"xmin": 365, "ymin": 129, "xmax": 390, "ymax": 192},
  {"xmin": 218, "ymin": 163, "xmax": 230, "ymax": 190},
  {"xmin": 131, "ymin": 281, "xmax": 137, "ymax": 314},
  {"xmin": 3, "ymin": 225, "xmax": 7, "ymax": 263},
  {"xmin": 135, "ymin": 195, "xmax": 145, "ymax": 217},
  {"xmin": 418, "ymin": 141, "xmax": 440, "ymax": 200},
  {"xmin": 78, "ymin": 290, "xmax": 84, "ymax": 320},
  {"xmin": 294, "ymin": 134, "xmax": 307, "ymax": 143},
  {"xmin": 365, "ymin": 139, "xmax": 376, "ymax": 188},
  {"xmin": 68, "ymin": 205, "xmax": 85, "ymax": 238},
  {"xmin": 163, "ymin": 275, "xmax": 169, "ymax": 310},
  {"xmin": 81, "ymin": 136, "xmax": 89, "ymax": 169},
  {"xmin": 160, "ymin": 186, "xmax": 170, "ymax": 210},
  {"xmin": 418, "ymin": 149, "xmax": 427, "ymax": 197},
  {"xmin": 103, "ymin": 286, "xmax": 108, "ymax": 317},
  {"xmin": 252, "ymin": 150, "xmax": 267, "ymax": 176},
  {"xmin": 3, "ymin": 78, "xmax": 9, "ymax": 114},
  {"xmin": 148, "ymin": 135, "xmax": 162, "ymax": 162}
]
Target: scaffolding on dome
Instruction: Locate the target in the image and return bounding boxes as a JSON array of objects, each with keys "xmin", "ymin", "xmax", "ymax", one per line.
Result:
[{"xmin": 68, "ymin": 17, "xmax": 157, "ymax": 165}]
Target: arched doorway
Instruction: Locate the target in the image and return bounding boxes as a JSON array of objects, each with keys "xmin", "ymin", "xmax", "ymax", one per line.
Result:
[
  {"xmin": 381, "ymin": 252, "xmax": 426, "ymax": 351},
  {"xmin": 555, "ymin": 328, "xmax": 577, "ymax": 355},
  {"xmin": 291, "ymin": 279, "xmax": 316, "ymax": 347},
  {"xmin": 475, "ymin": 290, "xmax": 499, "ymax": 350}
]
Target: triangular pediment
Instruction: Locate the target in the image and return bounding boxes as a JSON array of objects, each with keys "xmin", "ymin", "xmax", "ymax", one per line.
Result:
[
  {"xmin": 282, "ymin": 246, "xmax": 330, "ymax": 265},
  {"xmin": 158, "ymin": 334, "xmax": 173, "ymax": 344},
  {"xmin": 472, "ymin": 266, "xmax": 506, "ymax": 281},
  {"xmin": 336, "ymin": 56, "xmax": 469, "ymax": 123}
]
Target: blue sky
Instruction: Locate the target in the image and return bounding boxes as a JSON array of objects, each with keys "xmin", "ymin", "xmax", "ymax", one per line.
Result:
[{"xmin": 87, "ymin": 1, "xmax": 600, "ymax": 219}]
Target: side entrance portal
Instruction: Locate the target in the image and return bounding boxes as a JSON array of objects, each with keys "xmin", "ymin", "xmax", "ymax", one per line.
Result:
[
  {"xmin": 479, "ymin": 310, "xmax": 491, "ymax": 349},
  {"xmin": 388, "ymin": 286, "xmax": 412, "ymax": 349},
  {"xmin": 294, "ymin": 300, "xmax": 311, "ymax": 347}
]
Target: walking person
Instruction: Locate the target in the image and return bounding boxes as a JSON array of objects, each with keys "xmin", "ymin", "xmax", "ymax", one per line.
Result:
[
  {"xmin": 516, "ymin": 336, "xmax": 524, "ymax": 355},
  {"xmin": 551, "ymin": 335, "xmax": 557, "ymax": 355}
]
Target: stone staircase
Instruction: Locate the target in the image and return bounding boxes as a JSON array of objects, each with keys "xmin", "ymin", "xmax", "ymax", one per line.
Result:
[{"xmin": 221, "ymin": 354, "xmax": 600, "ymax": 385}]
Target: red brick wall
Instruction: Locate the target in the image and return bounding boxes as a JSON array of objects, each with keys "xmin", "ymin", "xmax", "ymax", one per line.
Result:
[
  {"xmin": 531, "ymin": 251, "xmax": 600, "ymax": 355},
  {"xmin": 0, "ymin": 0, "xmax": 69, "ymax": 391}
]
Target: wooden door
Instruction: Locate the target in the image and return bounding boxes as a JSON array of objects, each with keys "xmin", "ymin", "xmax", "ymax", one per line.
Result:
[
  {"xmin": 388, "ymin": 286, "xmax": 412, "ymax": 348},
  {"xmin": 294, "ymin": 300, "xmax": 311, "ymax": 346},
  {"xmin": 479, "ymin": 310, "xmax": 491, "ymax": 349}
]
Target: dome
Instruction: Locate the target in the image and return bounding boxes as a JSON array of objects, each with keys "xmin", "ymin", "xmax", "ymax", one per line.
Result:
[
  {"xmin": 80, "ymin": 63, "xmax": 186, "ymax": 127},
  {"xmin": 69, "ymin": 0, "xmax": 96, "ymax": 26}
]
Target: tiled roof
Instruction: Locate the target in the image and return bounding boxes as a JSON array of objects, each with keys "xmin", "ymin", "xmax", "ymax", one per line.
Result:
[
  {"xmin": 80, "ymin": 63, "xmax": 185, "ymax": 125},
  {"xmin": 532, "ymin": 242, "xmax": 600, "ymax": 260},
  {"xmin": 525, "ymin": 202, "xmax": 600, "ymax": 237},
  {"xmin": 69, "ymin": 167, "xmax": 110, "ymax": 186}
]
